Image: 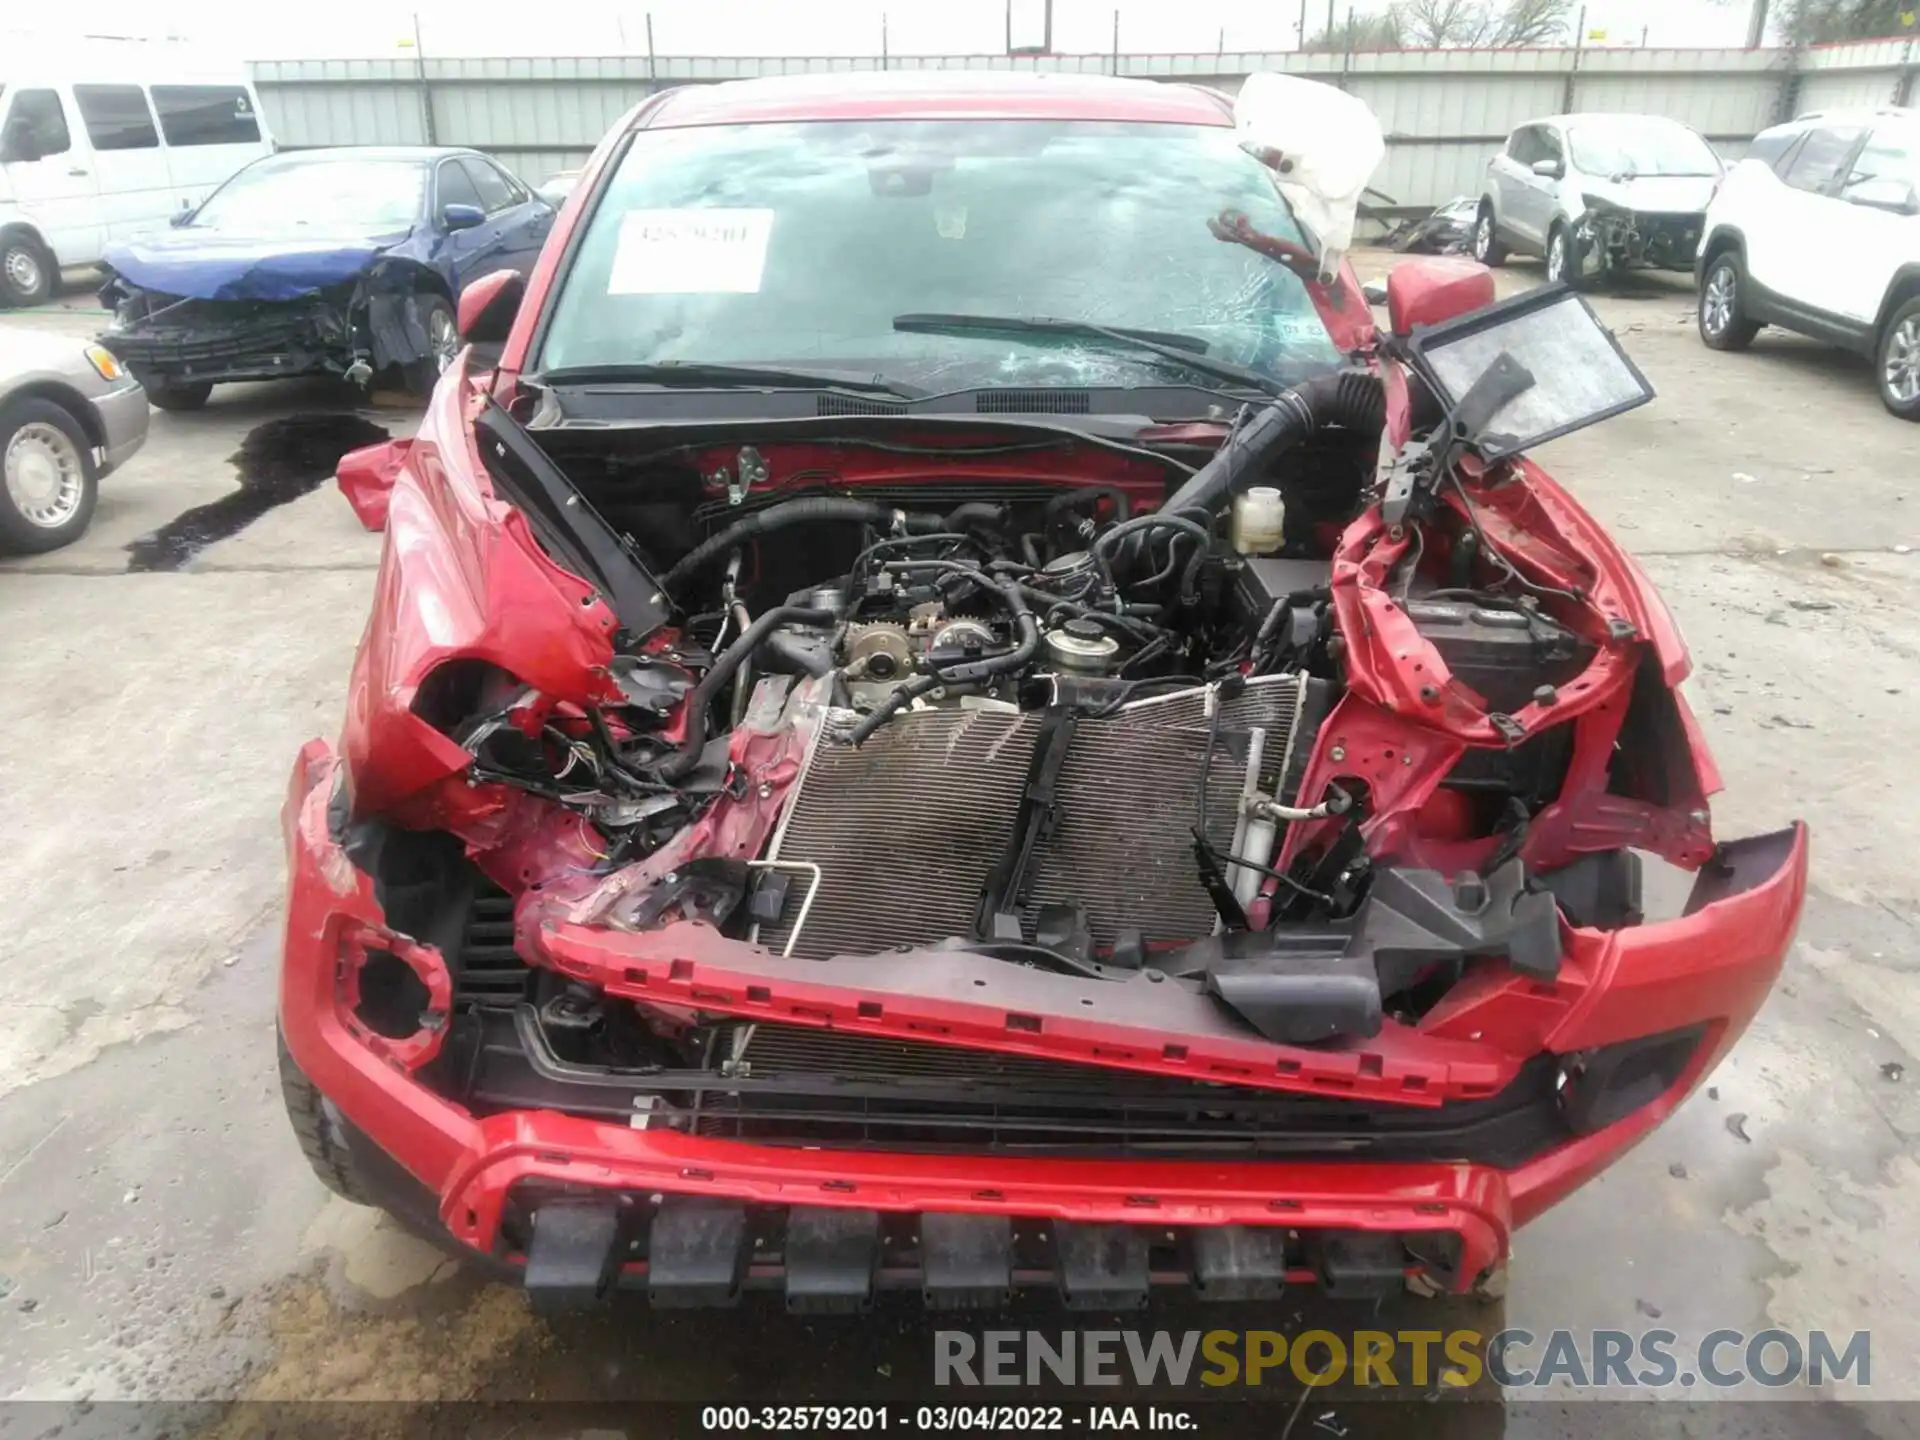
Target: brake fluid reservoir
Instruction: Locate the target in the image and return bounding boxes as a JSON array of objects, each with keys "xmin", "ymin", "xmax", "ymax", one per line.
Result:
[{"xmin": 1231, "ymin": 487, "xmax": 1286, "ymax": 556}]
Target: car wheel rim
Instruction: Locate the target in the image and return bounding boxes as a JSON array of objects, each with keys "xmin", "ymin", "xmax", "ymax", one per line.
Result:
[
  {"xmin": 5, "ymin": 422, "xmax": 85, "ymax": 528},
  {"xmin": 430, "ymin": 309, "xmax": 459, "ymax": 373},
  {"xmin": 1547, "ymin": 234, "xmax": 1566, "ymax": 282},
  {"xmin": 1703, "ymin": 268, "xmax": 1735, "ymax": 337},
  {"xmin": 4, "ymin": 247, "xmax": 43, "ymax": 296},
  {"xmin": 1475, "ymin": 216, "xmax": 1493, "ymax": 260},
  {"xmin": 1887, "ymin": 316, "xmax": 1920, "ymax": 404}
]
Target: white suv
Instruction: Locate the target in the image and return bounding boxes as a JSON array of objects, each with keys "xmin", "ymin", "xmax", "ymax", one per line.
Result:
[
  {"xmin": 1697, "ymin": 108, "xmax": 1920, "ymax": 419},
  {"xmin": 1473, "ymin": 113, "xmax": 1722, "ymax": 288}
]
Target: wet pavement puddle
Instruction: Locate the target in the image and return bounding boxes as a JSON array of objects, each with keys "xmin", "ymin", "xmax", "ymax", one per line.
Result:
[{"xmin": 124, "ymin": 413, "xmax": 390, "ymax": 573}]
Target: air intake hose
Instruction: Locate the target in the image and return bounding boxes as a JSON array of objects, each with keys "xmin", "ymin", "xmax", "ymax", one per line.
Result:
[
  {"xmin": 663, "ymin": 499, "xmax": 947, "ymax": 596},
  {"xmin": 1159, "ymin": 370, "xmax": 1385, "ymax": 518}
]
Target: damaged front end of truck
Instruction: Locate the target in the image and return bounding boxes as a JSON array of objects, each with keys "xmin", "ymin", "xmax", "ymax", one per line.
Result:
[{"xmin": 275, "ymin": 243, "xmax": 1806, "ymax": 1312}]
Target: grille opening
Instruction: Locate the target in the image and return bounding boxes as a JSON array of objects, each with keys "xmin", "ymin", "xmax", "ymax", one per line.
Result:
[
  {"xmin": 443, "ymin": 1010, "xmax": 1572, "ymax": 1165},
  {"xmin": 453, "ymin": 883, "xmax": 533, "ymax": 1009}
]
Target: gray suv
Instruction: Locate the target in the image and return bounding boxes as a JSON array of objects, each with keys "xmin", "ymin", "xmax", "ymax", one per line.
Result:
[{"xmin": 1474, "ymin": 113, "xmax": 1723, "ymax": 288}]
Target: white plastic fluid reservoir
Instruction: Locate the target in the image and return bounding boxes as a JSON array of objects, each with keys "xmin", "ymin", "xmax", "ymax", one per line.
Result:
[{"xmin": 1231, "ymin": 487, "xmax": 1286, "ymax": 555}]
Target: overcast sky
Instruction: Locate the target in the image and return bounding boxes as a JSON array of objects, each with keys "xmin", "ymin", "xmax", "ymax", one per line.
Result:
[{"xmin": 13, "ymin": 0, "xmax": 1764, "ymax": 59}]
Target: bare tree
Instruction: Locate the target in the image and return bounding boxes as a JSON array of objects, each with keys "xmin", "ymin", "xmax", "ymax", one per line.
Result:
[
  {"xmin": 1492, "ymin": 0, "xmax": 1574, "ymax": 43},
  {"xmin": 1775, "ymin": 0, "xmax": 1916, "ymax": 40},
  {"xmin": 1303, "ymin": 8, "xmax": 1406, "ymax": 50},
  {"xmin": 1399, "ymin": 0, "xmax": 1496, "ymax": 45},
  {"xmin": 1306, "ymin": 0, "xmax": 1571, "ymax": 50}
]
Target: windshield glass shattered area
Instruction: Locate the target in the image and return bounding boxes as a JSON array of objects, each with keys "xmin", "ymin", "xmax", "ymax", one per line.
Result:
[
  {"xmin": 191, "ymin": 158, "xmax": 428, "ymax": 233},
  {"xmin": 538, "ymin": 119, "xmax": 1342, "ymax": 388},
  {"xmin": 1568, "ymin": 119, "xmax": 1719, "ymax": 179}
]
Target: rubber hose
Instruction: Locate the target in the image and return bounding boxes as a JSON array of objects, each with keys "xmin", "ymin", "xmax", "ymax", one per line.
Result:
[
  {"xmin": 761, "ymin": 627, "xmax": 835, "ymax": 679},
  {"xmin": 1092, "ymin": 513, "xmax": 1215, "ymax": 606},
  {"xmin": 1043, "ymin": 485, "xmax": 1133, "ymax": 523},
  {"xmin": 659, "ymin": 605, "xmax": 839, "ymax": 778},
  {"xmin": 943, "ymin": 502, "xmax": 1009, "ymax": 533},
  {"xmin": 1159, "ymin": 370, "xmax": 1385, "ymax": 518},
  {"xmin": 663, "ymin": 499, "xmax": 946, "ymax": 594}
]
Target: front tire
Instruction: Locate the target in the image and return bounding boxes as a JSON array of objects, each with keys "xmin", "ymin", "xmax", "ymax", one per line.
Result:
[
  {"xmin": 1545, "ymin": 224, "xmax": 1578, "ymax": 287},
  {"xmin": 145, "ymin": 379, "xmax": 214, "ymax": 412},
  {"xmin": 1698, "ymin": 253, "xmax": 1761, "ymax": 352},
  {"xmin": 1876, "ymin": 296, "xmax": 1920, "ymax": 421},
  {"xmin": 1, "ymin": 234, "xmax": 56, "ymax": 307},
  {"xmin": 0, "ymin": 397, "xmax": 99, "ymax": 555},
  {"xmin": 278, "ymin": 1030, "xmax": 377, "ymax": 1205},
  {"xmin": 400, "ymin": 294, "xmax": 459, "ymax": 396},
  {"xmin": 1472, "ymin": 205, "xmax": 1507, "ymax": 266}
]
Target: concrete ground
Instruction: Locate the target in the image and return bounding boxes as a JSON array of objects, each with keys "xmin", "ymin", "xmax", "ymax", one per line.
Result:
[{"xmin": 1, "ymin": 254, "xmax": 1916, "ymax": 1434}]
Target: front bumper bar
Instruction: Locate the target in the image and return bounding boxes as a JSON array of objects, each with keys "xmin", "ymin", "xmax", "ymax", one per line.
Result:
[
  {"xmin": 280, "ymin": 740, "xmax": 1807, "ymax": 1302},
  {"xmin": 1576, "ymin": 208, "xmax": 1706, "ymax": 272},
  {"xmin": 103, "ymin": 300, "xmax": 353, "ymax": 387}
]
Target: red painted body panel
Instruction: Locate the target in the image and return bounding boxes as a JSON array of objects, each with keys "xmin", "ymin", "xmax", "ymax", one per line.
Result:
[{"xmin": 281, "ymin": 744, "xmax": 1807, "ymax": 1275}]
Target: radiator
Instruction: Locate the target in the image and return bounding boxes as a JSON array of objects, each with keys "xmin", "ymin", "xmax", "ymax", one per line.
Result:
[{"xmin": 758, "ymin": 676, "xmax": 1308, "ymax": 959}]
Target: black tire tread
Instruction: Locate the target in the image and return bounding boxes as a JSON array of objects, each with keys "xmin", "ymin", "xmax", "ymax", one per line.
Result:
[
  {"xmin": 400, "ymin": 294, "xmax": 457, "ymax": 396},
  {"xmin": 1876, "ymin": 295, "xmax": 1920, "ymax": 421},
  {"xmin": 1698, "ymin": 253, "xmax": 1761, "ymax": 353},
  {"xmin": 277, "ymin": 1032, "xmax": 377, "ymax": 1205},
  {"xmin": 1473, "ymin": 203, "xmax": 1508, "ymax": 267},
  {"xmin": 146, "ymin": 380, "xmax": 213, "ymax": 412},
  {"xmin": 0, "ymin": 233, "xmax": 56, "ymax": 307}
]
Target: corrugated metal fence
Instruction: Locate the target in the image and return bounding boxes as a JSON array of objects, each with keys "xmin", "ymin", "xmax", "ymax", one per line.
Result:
[{"xmin": 250, "ymin": 38, "xmax": 1920, "ymax": 211}]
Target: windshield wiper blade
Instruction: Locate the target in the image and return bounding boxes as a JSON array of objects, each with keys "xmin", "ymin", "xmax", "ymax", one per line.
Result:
[
  {"xmin": 892, "ymin": 312, "xmax": 1283, "ymax": 396},
  {"xmin": 540, "ymin": 362, "xmax": 924, "ymax": 398}
]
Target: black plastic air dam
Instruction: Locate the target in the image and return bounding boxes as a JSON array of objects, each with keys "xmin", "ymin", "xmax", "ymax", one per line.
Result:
[{"xmin": 1159, "ymin": 370, "xmax": 1385, "ymax": 517}]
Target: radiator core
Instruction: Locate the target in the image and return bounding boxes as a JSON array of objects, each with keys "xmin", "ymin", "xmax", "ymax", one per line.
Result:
[{"xmin": 759, "ymin": 676, "xmax": 1308, "ymax": 959}]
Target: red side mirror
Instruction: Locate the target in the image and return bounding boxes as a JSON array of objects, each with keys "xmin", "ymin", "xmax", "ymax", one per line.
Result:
[
  {"xmin": 1385, "ymin": 257, "xmax": 1496, "ymax": 337},
  {"xmin": 457, "ymin": 270, "xmax": 525, "ymax": 345},
  {"xmin": 336, "ymin": 439, "xmax": 415, "ymax": 532}
]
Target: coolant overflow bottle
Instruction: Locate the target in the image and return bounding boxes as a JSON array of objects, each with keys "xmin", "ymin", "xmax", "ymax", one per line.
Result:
[{"xmin": 1230, "ymin": 486, "xmax": 1286, "ymax": 556}]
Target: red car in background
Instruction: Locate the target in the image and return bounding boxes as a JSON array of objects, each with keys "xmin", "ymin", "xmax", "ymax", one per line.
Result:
[{"xmin": 279, "ymin": 71, "xmax": 1806, "ymax": 1311}]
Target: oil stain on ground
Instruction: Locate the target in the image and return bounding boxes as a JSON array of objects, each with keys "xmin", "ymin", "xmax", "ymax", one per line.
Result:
[{"xmin": 125, "ymin": 413, "xmax": 389, "ymax": 573}]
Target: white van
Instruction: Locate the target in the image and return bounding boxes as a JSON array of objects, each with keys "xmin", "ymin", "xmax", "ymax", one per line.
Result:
[{"xmin": 1, "ymin": 51, "xmax": 274, "ymax": 306}]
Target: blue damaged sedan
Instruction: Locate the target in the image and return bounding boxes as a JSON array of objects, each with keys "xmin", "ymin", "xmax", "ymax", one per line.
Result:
[{"xmin": 96, "ymin": 146, "xmax": 552, "ymax": 410}]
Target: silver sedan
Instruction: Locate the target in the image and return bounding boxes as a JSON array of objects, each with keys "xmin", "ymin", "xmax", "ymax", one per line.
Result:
[{"xmin": 0, "ymin": 325, "xmax": 149, "ymax": 554}]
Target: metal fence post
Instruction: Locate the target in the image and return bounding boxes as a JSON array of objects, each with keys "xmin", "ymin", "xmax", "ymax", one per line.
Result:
[
  {"xmin": 1776, "ymin": 42, "xmax": 1805, "ymax": 123},
  {"xmin": 1563, "ymin": 8, "xmax": 1585, "ymax": 114},
  {"xmin": 1112, "ymin": 10, "xmax": 1121, "ymax": 75},
  {"xmin": 1896, "ymin": 33, "xmax": 1918, "ymax": 106},
  {"xmin": 411, "ymin": 12, "xmax": 437, "ymax": 145},
  {"xmin": 647, "ymin": 13, "xmax": 658, "ymax": 83}
]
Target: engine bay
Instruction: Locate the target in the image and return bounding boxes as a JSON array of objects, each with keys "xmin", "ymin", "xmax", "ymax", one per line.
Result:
[{"xmin": 360, "ymin": 339, "xmax": 1694, "ymax": 1082}]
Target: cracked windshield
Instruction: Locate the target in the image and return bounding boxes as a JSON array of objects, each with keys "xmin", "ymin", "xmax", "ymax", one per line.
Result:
[{"xmin": 538, "ymin": 118, "xmax": 1342, "ymax": 390}]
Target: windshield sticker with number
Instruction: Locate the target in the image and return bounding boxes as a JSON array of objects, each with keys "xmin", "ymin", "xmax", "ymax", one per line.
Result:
[{"xmin": 607, "ymin": 208, "xmax": 775, "ymax": 295}]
